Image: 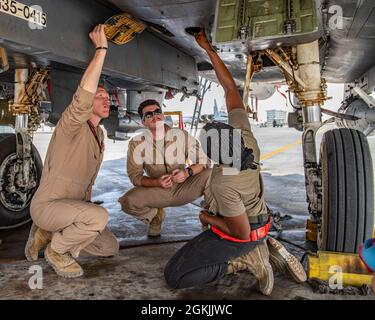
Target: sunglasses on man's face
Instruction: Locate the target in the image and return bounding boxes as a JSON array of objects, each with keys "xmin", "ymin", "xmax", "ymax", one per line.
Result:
[{"xmin": 142, "ymin": 108, "xmax": 163, "ymax": 120}]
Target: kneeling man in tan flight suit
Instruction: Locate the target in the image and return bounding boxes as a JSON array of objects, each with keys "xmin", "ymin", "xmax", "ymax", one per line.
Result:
[
  {"xmin": 24, "ymin": 25, "xmax": 119, "ymax": 278},
  {"xmin": 164, "ymin": 29, "xmax": 306, "ymax": 295},
  {"xmin": 119, "ymin": 100, "xmax": 211, "ymax": 237}
]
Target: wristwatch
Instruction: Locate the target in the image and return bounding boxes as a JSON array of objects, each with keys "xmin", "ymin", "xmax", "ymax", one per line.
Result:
[{"xmin": 186, "ymin": 167, "xmax": 194, "ymax": 177}]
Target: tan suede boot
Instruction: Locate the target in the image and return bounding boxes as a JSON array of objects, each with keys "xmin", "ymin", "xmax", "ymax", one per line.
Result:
[
  {"xmin": 227, "ymin": 241, "xmax": 274, "ymax": 296},
  {"xmin": 25, "ymin": 223, "xmax": 52, "ymax": 261},
  {"xmin": 267, "ymin": 237, "xmax": 307, "ymax": 283},
  {"xmin": 148, "ymin": 208, "xmax": 165, "ymax": 237},
  {"xmin": 44, "ymin": 243, "xmax": 83, "ymax": 278}
]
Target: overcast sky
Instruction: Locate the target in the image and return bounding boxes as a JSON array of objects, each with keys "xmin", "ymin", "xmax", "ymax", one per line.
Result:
[{"xmin": 164, "ymin": 82, "xmax": 345, "ymax": 123}]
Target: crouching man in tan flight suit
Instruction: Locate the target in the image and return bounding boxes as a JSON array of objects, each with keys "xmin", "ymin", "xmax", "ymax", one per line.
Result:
[
  {"xmin": 118, "ymin": 100, "xmax": 212, "ymax": 237},
  {"xmin": 24, "ymin": 25, "xmax": 119, "ymax": 278}
]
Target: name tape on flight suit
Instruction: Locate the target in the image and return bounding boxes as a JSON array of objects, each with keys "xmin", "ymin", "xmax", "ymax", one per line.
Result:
[{"xmin": 0, "ymin": 0, "xmax": 47, "ymax": 27}]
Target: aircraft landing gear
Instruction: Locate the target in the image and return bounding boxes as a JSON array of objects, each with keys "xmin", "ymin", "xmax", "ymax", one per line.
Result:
[
  {"xmin": 0, "ymin": 67, "xmax": 47, "ymax": 228},
  {"xmin": 318, "ymin": 128, "xmax": 374, "ymax": 253},
  {"xmin": 0, "ymin": 134, "xmax": 42, "ymax": 228},
  {"xmin": 265, "ymin": 40, "xmax": 374, "ymax": 253}
]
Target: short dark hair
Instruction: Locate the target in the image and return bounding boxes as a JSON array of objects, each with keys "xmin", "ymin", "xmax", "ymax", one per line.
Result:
[{"xmin": 138, "ymin": 99, "xmax": 161, "ymax": 117}]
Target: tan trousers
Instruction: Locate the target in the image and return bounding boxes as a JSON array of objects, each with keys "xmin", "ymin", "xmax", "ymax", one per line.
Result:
[
  {"xmin": 30, "ymin": 199, "xmax": 119, "ymax": 258},
  {"xmin": 119, "ymin": 169, "xmax": 212, "ymax": 223}
]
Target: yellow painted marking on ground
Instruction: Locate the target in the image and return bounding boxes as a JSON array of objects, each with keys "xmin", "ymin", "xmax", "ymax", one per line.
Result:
[{"xmin": 260, "ymin": 139, "xmax": 302, "ymax": 161}]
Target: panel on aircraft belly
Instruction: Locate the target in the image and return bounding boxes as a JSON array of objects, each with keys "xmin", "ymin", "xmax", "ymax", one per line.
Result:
[
  {"xmin": 0, "ymin": 0, "xmax": 198, "ymax": 91},
  {"xmin": 214, "ymin": 0, "xmax": 318, "ymax": 46}
]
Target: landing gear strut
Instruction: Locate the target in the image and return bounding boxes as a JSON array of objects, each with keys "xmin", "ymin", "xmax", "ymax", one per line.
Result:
[
  {"xmin": 0, "ymin": 67, "xmax": 46, "ymax": 228},
  {"xmin": 266, "ymin": 40, "xmax": 374, "ymax": 253}
]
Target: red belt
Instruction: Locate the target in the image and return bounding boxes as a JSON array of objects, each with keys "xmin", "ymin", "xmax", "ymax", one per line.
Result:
[{"xmin": 211, "ymin": 218, "xmax": 271, "ymax": 243}]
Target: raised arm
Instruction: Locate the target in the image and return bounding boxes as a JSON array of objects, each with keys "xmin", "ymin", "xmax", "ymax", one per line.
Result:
[
  {"xmin": 80, "ymin": 25, "xmax": 108, "ymax": 93},
  {"xmin": 59, "ymin": 25, "xmax": 108, "ymax": 136},
  {"xmin": 194, "ymin": 29, "xmax": 244, "ymax": 113}
]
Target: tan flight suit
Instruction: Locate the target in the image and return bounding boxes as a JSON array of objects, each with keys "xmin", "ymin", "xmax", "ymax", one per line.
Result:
[
  {"xmin": 207, "ymin": 108, "xmax": 268, "ymax": 221},
  {"xmin": 119, "ymin": 127, "xmax": 211, "ymax": 223},
  {"xmin": 30, "ymin": 86, "xmax": 119, "ymax": 258}
]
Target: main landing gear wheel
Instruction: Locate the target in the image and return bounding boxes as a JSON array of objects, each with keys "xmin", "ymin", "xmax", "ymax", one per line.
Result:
[
  {"xmin": 318, "ymin": 128, "xmax": 374, "ymax": 253},
  {"xmin": 0, "ymin": 134, "xmax": 43, "ymax": 229}
]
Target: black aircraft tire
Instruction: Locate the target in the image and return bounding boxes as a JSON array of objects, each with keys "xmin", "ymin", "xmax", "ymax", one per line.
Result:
[
  {"xmin": 0, "ymin": 134, "xmax": 43, "ymax": 228},
  {"xmin": 319, "ymin": 128, "xmax": 374, "ymax": 253}
]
